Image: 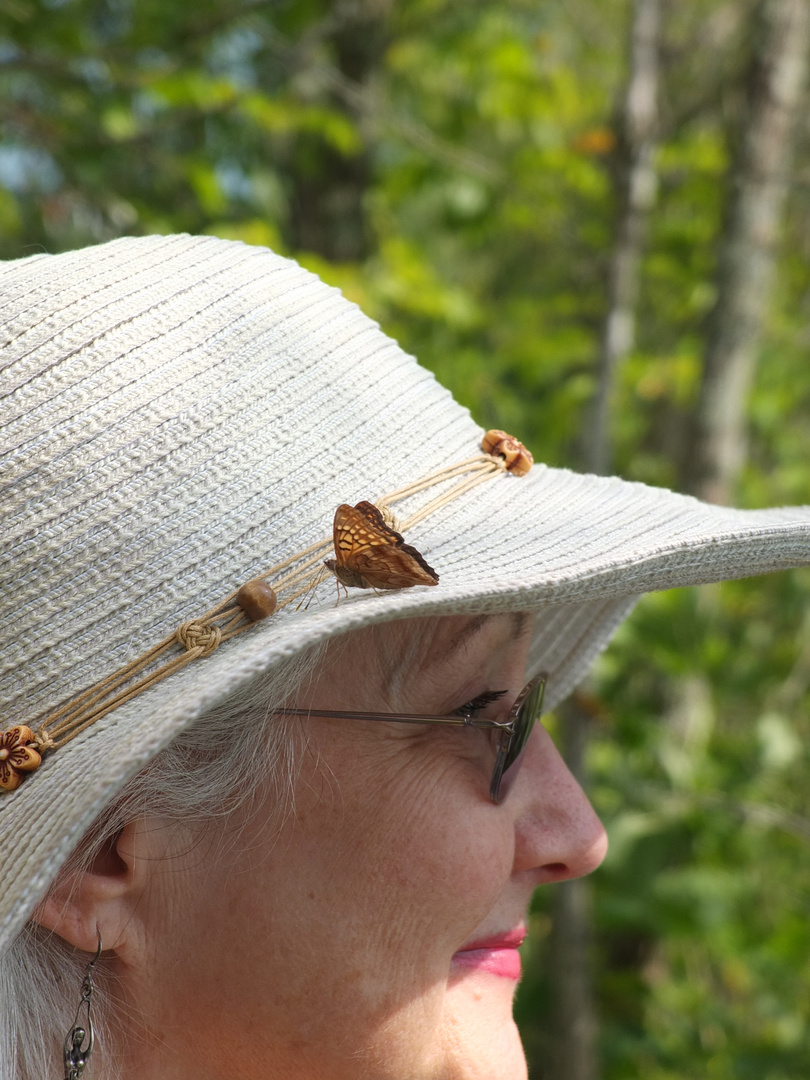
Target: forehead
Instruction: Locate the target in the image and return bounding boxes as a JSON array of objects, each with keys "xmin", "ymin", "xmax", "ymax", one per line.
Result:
[{"xmin": 331, "ymin": 612, "xmax": 531, "ymax": 691}]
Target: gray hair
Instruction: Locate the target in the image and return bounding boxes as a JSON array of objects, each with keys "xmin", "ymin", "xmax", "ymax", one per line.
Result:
[{"xmin": 0, "ymin": 643, "xmax": 325, "ymax": 1080}]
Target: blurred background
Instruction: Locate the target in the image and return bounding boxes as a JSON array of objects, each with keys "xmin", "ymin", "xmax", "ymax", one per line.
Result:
[{"xmin": 2, "ymin": 0, "xmax": 810, "ymax": 1076}]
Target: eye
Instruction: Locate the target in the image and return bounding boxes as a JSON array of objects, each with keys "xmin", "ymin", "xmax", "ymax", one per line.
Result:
[{"xmin": 452, "ymin": 689, "xmax": 508, "ymax": 718}]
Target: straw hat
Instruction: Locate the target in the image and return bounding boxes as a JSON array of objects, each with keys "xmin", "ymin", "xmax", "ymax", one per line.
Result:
[{"xmin": 2, "ymin": 233, "xmax": 809, "ymax": 956}]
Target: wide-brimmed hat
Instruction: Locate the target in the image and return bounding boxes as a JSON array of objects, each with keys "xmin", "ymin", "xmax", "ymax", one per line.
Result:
[{"xmin": 2, "ymin": 233, "xmax": 809, "ymax": 956}]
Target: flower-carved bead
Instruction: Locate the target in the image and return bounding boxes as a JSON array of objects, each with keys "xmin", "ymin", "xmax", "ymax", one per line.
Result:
[
  {"xmin": 0, "ymin": 726, "xmax": 42, "ymax": 792},
  {"xmin": 481, "ymin": 430, "xmax": 534, "ymax": 476}
]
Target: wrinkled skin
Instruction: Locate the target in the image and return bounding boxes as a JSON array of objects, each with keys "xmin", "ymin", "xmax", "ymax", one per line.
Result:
[{"xmin": 38, "ymin": 613, "xmax": 607, "ymax": 1079}]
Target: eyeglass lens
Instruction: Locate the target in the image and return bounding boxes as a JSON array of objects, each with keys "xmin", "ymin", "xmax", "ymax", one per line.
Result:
[{"xmin": 489, "ymin": 676, "xmax": 546, "ymax": 803}]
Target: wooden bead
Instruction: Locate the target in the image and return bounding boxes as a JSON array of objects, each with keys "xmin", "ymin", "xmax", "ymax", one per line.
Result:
[
  {"xmin": 481, "ymin": 429, "xmax": 534, "ymax": 476},
  {"xmin": 236, "ymin": 579, "xmax": 278, "ymax": 621},
  {"xmin": 0, "ymin": 725, "xmax": 42, "ymax": 792}
]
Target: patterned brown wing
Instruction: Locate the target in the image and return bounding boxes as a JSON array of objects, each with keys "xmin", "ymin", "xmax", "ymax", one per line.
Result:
[
  {"xmin": 333, "ymin": 501, "xmax": 403, "ymax": 557},
  {"xmin": 349, "ymin": 545, "xmax": 439, "ymax": 589},
  {"xmin": 326, "ymin": 502, "xmax": 439, "ymax": 590}
]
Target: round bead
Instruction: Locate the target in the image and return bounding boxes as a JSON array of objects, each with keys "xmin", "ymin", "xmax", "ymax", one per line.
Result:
[{"xmin": 236, "ymin": 579, "xmax": 278, "ymax": 621}]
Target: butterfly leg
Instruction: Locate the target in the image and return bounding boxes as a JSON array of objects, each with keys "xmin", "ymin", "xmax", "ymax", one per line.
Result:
[{"xmin": 296, "ymin": 567, "xmax": 329, "ymax": 612}]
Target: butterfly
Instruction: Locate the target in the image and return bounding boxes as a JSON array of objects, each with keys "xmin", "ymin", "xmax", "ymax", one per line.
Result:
[{"xmin": 324, "ymin": 501, "xmax": 439, "ymax": 591}]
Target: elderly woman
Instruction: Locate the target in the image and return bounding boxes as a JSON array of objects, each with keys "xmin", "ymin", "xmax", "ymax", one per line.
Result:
[{"xmin": 1, "ymin": 234, "xmax": 809, "ymax": 1080}]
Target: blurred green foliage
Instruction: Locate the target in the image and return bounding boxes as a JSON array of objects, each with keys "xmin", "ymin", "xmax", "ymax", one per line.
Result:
[{"xmin": 2, "ymin": 1, "xmax": 810, "ymax": 1076}]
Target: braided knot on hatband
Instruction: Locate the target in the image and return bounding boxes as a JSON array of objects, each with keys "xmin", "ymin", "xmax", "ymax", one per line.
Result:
[
  {"xmin": 375, "ymin": 503, "xmax": 404, "ymax": 533},
  {"xmin": 34, "ymin": 730, "xmax": 56, "ymax": 752},
  {"xmin": 176, "ymin": 621, "xmax": 222, "ymax": 657}
]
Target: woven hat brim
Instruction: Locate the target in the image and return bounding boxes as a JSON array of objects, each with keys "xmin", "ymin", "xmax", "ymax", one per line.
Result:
[{"xmin": 2, "ymin": 457, "xmax": 809, "ymax": 953}]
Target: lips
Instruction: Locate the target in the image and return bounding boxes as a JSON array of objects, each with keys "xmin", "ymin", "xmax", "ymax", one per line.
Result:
[{"xmin": 451, "ymin": 928, "xmax": 526, "ymax": 981}]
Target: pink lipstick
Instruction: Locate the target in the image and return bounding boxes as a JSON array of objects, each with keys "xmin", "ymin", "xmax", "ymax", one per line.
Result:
[{"xmin": 451, "ymin": 929, "xmax": 526, "ymax": 981}]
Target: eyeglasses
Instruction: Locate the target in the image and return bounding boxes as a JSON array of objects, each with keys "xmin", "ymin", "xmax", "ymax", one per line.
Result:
[{"xmin": 276, "ymin": 674, "xmax": 547, "ymax": 804}]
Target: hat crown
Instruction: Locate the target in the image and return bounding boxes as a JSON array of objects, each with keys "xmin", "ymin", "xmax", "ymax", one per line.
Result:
[{"xmin": 0, "ymin": 235, "xmax": 469, "ymax": 723}]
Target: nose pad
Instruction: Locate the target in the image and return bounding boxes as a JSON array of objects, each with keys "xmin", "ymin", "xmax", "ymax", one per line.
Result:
[{"xmin": 511, "ymin": 726, "xmax": 608, "ymax": 882}]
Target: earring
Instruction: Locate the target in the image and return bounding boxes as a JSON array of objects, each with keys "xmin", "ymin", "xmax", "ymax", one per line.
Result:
[{"xmin": 63, "ymin": 932, "xmax": 102, "ymax": 1080}]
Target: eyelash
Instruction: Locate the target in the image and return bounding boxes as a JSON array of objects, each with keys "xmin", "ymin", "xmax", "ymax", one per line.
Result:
[{"xmin": 453, "ymin": 689, "xmax": 509, "ymax": 717}]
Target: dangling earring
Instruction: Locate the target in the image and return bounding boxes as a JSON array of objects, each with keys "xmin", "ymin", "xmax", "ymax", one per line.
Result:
[{"xmin": 63, "ymin": 931, "xmax": 102, "ymax": 1080}]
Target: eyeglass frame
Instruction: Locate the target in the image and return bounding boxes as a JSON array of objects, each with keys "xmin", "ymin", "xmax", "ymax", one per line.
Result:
[{"xmin": 275, "ymin": 673, "xmax": 547, "ymax": 804}]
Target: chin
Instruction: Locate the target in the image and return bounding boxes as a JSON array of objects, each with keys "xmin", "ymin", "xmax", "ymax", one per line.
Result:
[{"xmin": 433, "ymin": 976, "xmax": 528, "ymax": 1080}]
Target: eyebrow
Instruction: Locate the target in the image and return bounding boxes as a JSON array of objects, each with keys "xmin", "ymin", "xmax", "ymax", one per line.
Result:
[
  {"xmin": 427, "ymin": 611, "xmax": 530, "ymax": 669},
  {"xmin": 381, "ymin": 610, "xmax": 531, "ymax": 701}
]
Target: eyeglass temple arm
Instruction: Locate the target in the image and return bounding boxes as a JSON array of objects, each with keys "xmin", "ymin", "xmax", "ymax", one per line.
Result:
[{"xmin": 274, "ymin": 708, "xmax": 514, "ymax": 731}]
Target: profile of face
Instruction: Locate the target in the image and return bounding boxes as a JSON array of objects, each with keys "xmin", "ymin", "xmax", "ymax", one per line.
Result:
[{"xmin": 42, "ymin": 612, "xmax": 607, "ymax": 1080}]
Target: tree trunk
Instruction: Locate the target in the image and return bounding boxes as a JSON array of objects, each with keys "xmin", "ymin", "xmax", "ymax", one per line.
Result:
[
  {"xmin": 557, "ymin": 4, "xmax": 662, "ymax": 1068},
  {"xmin": 544, "ymin": 699, "xmax": 599, "ymax": 1080},
  {"xmin": 587, "ymin": 0, "xmax": 661, "ymax": 476},
  {"xmin": 287, "ymin": 1, "xmax": 392, "ymax": 261},
  {"xmin": 683, "ymin": 0, "xmax": 810, "ymax": 504}
]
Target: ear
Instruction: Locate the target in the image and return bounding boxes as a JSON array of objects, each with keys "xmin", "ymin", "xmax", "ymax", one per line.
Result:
[{"xmin": 33, "ymin": 818, "xmax": 161, "ymax": 956}]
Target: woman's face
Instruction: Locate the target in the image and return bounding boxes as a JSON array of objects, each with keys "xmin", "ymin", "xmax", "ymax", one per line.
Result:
[{"xmin": 115, "ymin": 613, "xmax": 607, "ymax": 1079}]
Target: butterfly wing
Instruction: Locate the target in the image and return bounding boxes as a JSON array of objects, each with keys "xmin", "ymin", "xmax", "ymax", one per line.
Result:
[
  {"xmin": 352, "ymin": 501, "xmax": 406, "ymax": 544},
  {"xmin": 329, "ymin": 502, "xmax": 439, "ymax": 590},
  {"xmin": 350, "ymin": 544, "xmax": 439, "ymax": 589}
]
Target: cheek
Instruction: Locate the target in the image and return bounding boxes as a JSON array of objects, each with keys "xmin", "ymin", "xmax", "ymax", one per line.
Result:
[
  {"xmin": 339, "ymin": 777, "xmax": 515, "ymax": 957},
  {"xmin": 290, "ymin": 725, "xmax": 513, "ymax": 927},
  {"xmin": 281, "ymin": 750, "xmax": 515, "ymax": 969},
  {"xmin": 136, "ymin": 747, "xmax": 520, "ymax": 1078}
]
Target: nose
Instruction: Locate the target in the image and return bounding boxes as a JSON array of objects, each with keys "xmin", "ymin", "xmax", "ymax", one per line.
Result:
[{"xmin": 511, "ymin": 725, "xmax": 608, "ymax": 883}]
